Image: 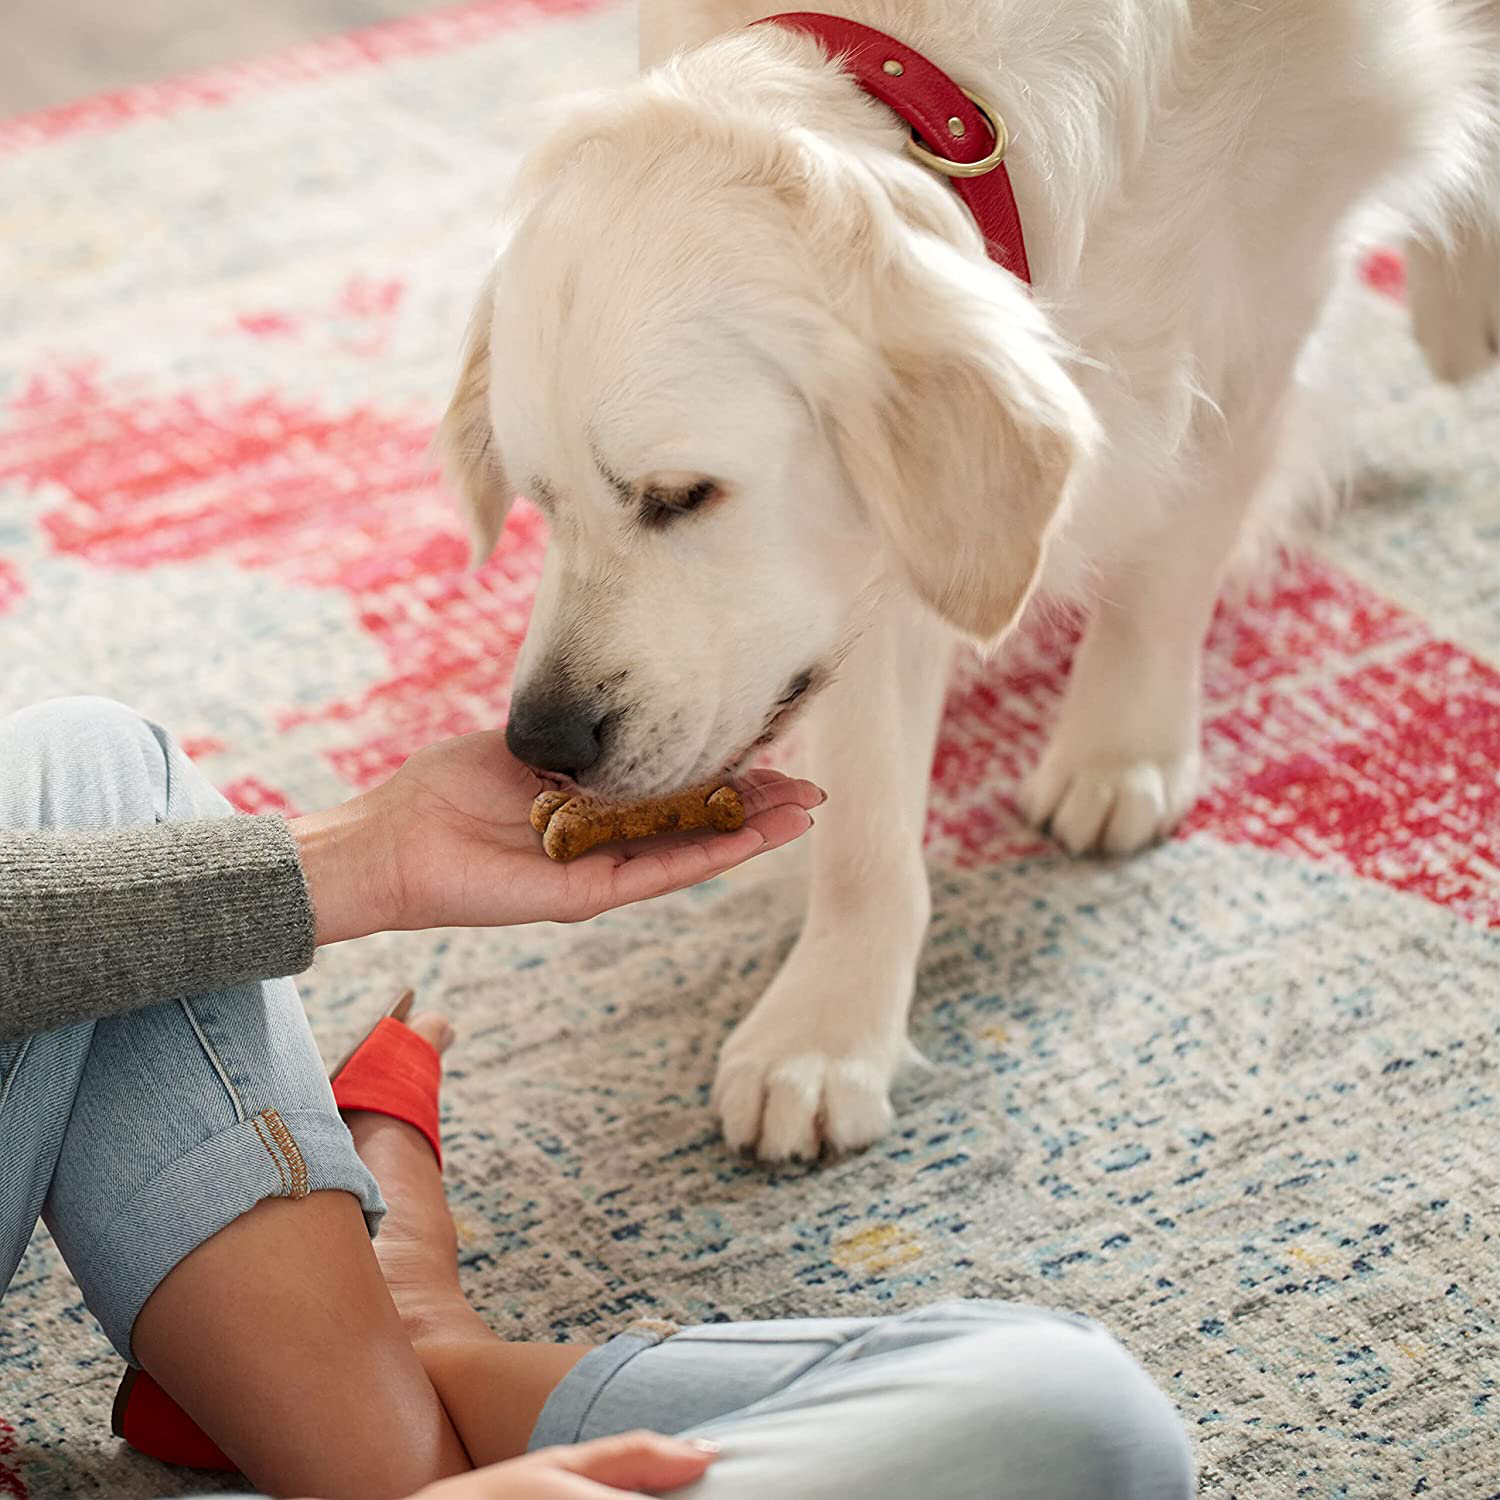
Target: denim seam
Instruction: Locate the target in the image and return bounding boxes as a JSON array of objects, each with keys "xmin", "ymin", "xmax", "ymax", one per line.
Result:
[
  {"xmin": 145, "ymin": 715, "xmax": 176, "ymax": 820},
  {"xmin": 252, "ymin": 1112, "xmax": 290, "ymax": 1195},
  {"xmin": 255, "ymin": 1108, "xmax": 308, "ymax": 1198},
  {"xmin": 0, "ymin": 1036, "xmax": 32, "ymax": 1114},
  {"xmin": 270, "ymin": 1109, "xmax": 309, "ymax": 1197},
  {"xmin": 664, "ymin": 1334, "xmax": 848, "ymax": 1350},
  {"xmin": 179, "ymin": 997, "xmax": 247, "ymax": 1123},
  {"xmin": 570, "ymin": 1340, "xmax": 655, "ymax": 1444}
]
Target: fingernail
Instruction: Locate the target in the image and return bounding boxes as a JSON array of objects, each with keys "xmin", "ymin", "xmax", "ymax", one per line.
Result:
[
  {"xmin": 690, "ymin": 1439, "xmax": 722, "ymax": 1456},
  {"xmin": 815, "ymin": 788, "xmax": 829, "ymax": 806}
]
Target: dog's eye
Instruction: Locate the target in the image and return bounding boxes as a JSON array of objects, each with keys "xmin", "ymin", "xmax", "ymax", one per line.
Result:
[{"xmin": 641, "ymin": 480, "xmax": 722, "ymax": 529}]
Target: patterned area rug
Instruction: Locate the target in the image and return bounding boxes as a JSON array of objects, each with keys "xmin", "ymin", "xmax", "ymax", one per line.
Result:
[{"xmin": 2, "ymin": 4, "xmax": 1498, "ymax": 1496}]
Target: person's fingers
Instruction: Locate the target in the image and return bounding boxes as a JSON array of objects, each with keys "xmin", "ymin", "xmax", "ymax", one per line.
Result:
[
  {"xmin": 605, "ymin": 826, "xmax": 771, "ymax": 907},
  {"xmin": 608, "ymin": 780, "xmax": 822, "ymax": 860},
  {"xmin": 418, "ymin": 1463, "xmax": 648, "ymax": 1500},
  {"xmin": 736, "ymin": 766, "xmax": 783, "ymax": 786},
  {"xmin": 618, "ymin": 806, "xmax": 815, "ymax": 904},
  {"xmin": 737, "ymin": 766, "xmax": 809, "ymax": 793},
  {"xmin": 525, "ymin": 779, "xmax": 822, "ymax": 920},
  {"xmin": 609, "ymin": 798, "xmax": 808, "ymax": 863},
  {"xmin": 543, "ymin": 1431, "xmax": 720, "ymax": 1491},
  {"xmin": 548, "ymin": 1480, "xmax": 646, "ymax": 1500},
  {"xmin": 567, "ymin": 781, "xmax": 819, "ymax": 869},
  {"xmin": 736, "ymin": 775, "xmax": 825, "ymax": 820},
  {"xmin": 743, "ymin": 803, "xmax": 816, "ymax": 853}
]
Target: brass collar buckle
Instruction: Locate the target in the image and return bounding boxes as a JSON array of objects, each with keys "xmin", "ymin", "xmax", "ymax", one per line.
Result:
[{"xmin": 905, "ymin": 88, "xmax": 1009, "ymax": 179}]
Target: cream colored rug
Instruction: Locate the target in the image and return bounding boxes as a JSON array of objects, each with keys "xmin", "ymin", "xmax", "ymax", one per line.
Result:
[{"xmin": 1, "ymin": 3, "xmax": 1497, "ymax": 1494}]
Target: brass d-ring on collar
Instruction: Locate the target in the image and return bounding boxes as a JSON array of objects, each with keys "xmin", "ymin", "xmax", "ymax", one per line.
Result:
[{"xmin": 904, "ymin": 88, "xmax": 1009, "ymax": 178}]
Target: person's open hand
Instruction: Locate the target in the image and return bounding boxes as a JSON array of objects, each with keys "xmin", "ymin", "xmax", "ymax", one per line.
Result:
[
  {"xmin": 290, "ymin": 732, "xmax": 822, "ymax": 945},
  {"xmin": 410, "ymin": 1432, "xmax": 720, "ymax": 1500}
]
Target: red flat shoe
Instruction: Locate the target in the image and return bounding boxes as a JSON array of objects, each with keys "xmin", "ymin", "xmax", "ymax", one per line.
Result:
[
  {"xmin": 112, "ymin": 990, "xmax": 445, "ymax": 1470},
  {"xmin": 112, "ymin": 1365, "xmax": 235, "ymax": 1472}
]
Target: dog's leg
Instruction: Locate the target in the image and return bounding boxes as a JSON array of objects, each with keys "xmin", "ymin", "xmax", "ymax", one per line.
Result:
[
  {"xmin": 1019, "ymin": 412, "xmax": 1287, "ymax": 857},
  {"xmin": 713, "ymin": 602, "xmax": 952, "ymax": 1162}
]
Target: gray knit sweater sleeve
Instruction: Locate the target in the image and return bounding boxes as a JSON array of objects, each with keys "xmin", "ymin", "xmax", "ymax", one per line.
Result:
[{"xmin": 0, "ymin": 816, "xmax": 315, "ymax": 1041}]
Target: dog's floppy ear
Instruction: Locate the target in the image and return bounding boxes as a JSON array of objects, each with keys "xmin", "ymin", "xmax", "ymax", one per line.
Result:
[
  {"xmin": 825, "ymin": 219, "xmax": 1095, "ymax": 645},
  {"xmin": 438, "ymin": 278, "xmax": 514, "ymax": 564}
]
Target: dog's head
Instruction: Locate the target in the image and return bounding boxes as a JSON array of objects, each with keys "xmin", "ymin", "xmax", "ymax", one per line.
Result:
[{"xmin": 441, "ymin": 38, "xmax": 1095, "ymax": 795}]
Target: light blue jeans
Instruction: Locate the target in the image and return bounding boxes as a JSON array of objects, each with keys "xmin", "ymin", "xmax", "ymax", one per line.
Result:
[
  {"xmin": 525, "ymin": 1303, "xmax": 1195, "ymax": 1499},
  {"xmin": 0, "ymin": 697, "xmax": 384, "ymax": 1363},
  {"xmin": 211, "ymin": 1303, "xmax": 1194, "ymax": 1500},
  {"xmin": 3, "ymin": 698, "xmax": 1193, "ymax": 1498}
]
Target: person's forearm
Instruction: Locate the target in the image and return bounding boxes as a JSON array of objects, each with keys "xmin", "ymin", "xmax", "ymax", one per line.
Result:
[
  {"xmin": 2, "ymin": 726, "xmax": 817, "ymax": 1044},
  {"xmin": 0, "ymin": 818, "xmax": 315, "ymax": 1040}
]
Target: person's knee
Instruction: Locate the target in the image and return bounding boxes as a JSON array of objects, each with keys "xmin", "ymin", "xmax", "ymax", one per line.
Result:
[
  {"xmin": 0, "ymin": 696, "xmax": 173, "ymax": 832},
  {"xmin": 957, "ymin": 1314, "xmax": 1194, "ymax": 1500}
]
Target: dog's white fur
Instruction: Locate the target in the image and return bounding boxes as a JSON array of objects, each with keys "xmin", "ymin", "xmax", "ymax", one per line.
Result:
[{"xmin": 443, "ymin": 0, "xmax": 1500, "ymax": 1159}]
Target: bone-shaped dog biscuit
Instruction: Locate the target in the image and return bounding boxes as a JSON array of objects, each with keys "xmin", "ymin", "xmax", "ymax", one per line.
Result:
[{"xmin": 530, "ymin": 782, "xmax": 745, "ymax": 862}]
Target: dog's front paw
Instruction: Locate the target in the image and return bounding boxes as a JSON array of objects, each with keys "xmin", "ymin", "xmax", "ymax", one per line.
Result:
[
  {"xmin": 712, "ymin": 1039, "xmax": 897, "ymax": 1162},
  {"xmin": 711, "ymin": 951, "xmax": 916, "ymax": 1161},
  {"xmin": 1020, "ymin": 744, "xmax": 1200, "ymax": 856}
]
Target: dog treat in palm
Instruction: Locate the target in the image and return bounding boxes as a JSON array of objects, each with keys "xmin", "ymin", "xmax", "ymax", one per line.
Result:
[
  {"xmin": 529, "ymin": 788, "xmax": 575, "ymax": 834},
  {"xmin": 531, "ymin": 782, "xmax": 745, "ymax": 861}
]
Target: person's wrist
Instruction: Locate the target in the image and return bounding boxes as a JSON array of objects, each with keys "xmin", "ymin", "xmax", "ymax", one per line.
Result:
[{"xmin": 288, "ymin": 793, "xmax": 399, "ymax": 947}]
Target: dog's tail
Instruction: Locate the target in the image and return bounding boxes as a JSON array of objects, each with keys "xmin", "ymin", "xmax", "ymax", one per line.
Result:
[{"xmin": 1405, "ymin": 2, "xmax": 1500, "ymax": 384}]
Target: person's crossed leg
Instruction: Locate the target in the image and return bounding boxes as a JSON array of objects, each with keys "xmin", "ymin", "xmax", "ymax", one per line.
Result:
[{"xmin": 0, "ymin": 697, "xmax": 469, "ymax": 1498}]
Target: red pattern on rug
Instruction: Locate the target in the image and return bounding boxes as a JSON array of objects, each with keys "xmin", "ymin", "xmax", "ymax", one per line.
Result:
[
  {"xmin": 0, "ymin": 1420, "xmax": 27, "ymax": 1500},
  {"xmin": 4, "ymin": 342, "xmax": 1496, "ymax": 926},
  {"xmin": 0, "ymin": 560, "xmax": 23, "ymax": 618},
  {"xmin": 934, "ymin": 560, "xmax": 1500, "ymax": 925},
  {"xmin": 221, "ymin": 777, "xmax": 304, "ymax": 819},
  {"xmin": 177, "ymin": 735, "xmax": 228, "ymax": 761},
  {"xmin": 0, "ymin": 0, "xmax": 616, "ymax": 154}
]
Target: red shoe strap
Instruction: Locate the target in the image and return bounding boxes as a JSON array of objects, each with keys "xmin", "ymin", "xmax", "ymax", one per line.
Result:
[{"xmin": 332, "ymin": 1016, "xmax": 443, "ymax": 1169}]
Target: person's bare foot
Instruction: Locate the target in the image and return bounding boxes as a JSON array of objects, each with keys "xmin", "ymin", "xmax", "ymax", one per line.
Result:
[{"xmin": 343, "ymin": 1011, "xmax": 477, "ymax": 1343}]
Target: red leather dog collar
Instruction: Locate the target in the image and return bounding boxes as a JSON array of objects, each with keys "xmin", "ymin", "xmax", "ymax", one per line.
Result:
[{"xmin": 757, "ymin": 12, "xmax": 1031, "ymax": 283}]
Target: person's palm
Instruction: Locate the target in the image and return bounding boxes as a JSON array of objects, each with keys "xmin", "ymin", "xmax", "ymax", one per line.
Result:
[{"xmin": 372, "ymin": 732, "xmax": 820, "ymax": 931}]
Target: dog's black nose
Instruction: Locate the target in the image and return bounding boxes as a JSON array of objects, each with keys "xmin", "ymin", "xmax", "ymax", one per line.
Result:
[{"xmin": 506, "ymin": 693, "xmax": 606, "ymax": 777}]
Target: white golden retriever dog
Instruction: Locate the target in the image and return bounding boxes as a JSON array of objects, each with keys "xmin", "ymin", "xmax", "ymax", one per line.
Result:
[{"xmin": 442, "ymin": 1, "xmax": 1500, "ymax": 1159}]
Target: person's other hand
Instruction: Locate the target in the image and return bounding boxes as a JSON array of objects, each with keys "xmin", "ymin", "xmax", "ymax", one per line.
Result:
[
  {"xmin": 290, "ymin": 732, "xmax": 822, "ymax": 944},
  {"xmin": 410, "ymin": 1431, "xmax": 720, "ymax": 1499}
]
